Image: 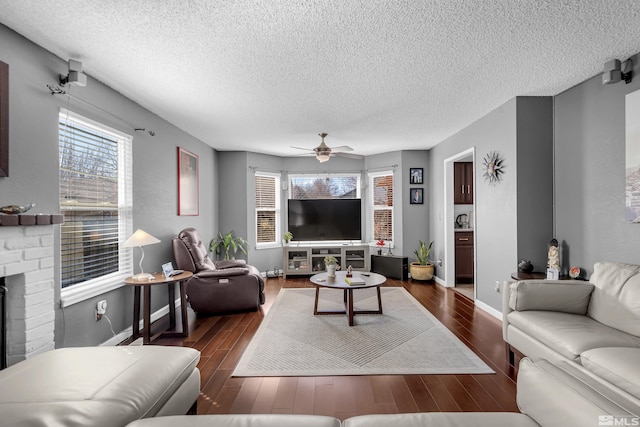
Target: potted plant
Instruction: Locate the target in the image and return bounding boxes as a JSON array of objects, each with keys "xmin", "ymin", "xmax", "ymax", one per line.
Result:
[
  {"xmin": 410, "ymin": 240, "xmax": 434, "ymax": 281},
  {"xmin": 376, "ymin": 239, "xmax": 385, "ymax": 255},
  {"xmin": 209, "ymin": 230, "xmax": 248, "ymax": 260},
  {"xmin": 324, "ymin": 255, "xmax": 339, "ymax": 277},
  {"xmin": 283, "ymin": 231, "xmax": 293, "ymax": 245}
]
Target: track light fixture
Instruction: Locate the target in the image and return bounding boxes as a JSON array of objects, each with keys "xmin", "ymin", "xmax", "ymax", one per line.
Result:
[
  {"xmin": 59, "ymin": 59, "xmax": 87, "ymax": 87},
  {"xmin": 602, "ymin": 58, "xmax": 633, "ymax": 85}
]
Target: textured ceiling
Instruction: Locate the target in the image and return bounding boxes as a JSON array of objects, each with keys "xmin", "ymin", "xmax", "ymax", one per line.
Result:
[{"xmin": 2, "ymin": 1, "xmax": 640, "ymax": 157}]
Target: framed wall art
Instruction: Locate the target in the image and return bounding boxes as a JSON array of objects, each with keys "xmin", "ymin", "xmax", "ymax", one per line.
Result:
[
  {"xmin": 410, "ymin": 188, "xmax": 423, "ymax": 204},
  {"xmin": 178, "ymin": 147, "xmax": 199, "ymax": 216},
  {"xmin": 409, "ymin": 167, "xmax": 423, "ymax": 184},
  {"xmin": 0, "ymin": 61, "xmax": 8, "ymax": 177}
]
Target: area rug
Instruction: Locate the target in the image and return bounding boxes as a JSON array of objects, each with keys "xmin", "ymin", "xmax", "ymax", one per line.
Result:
[{"xmin": 232, "ymin": 287, "xmax": 494, "ymax": 377}]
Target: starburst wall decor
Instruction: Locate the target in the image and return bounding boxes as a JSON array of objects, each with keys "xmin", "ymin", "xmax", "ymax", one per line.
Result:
[{"xmin": 482, "ymin": 151, "xmax": 505, "ymax": 185}]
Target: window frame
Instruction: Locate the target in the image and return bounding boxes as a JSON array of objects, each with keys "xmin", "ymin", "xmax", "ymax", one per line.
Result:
[
  {"xmin": 255, "ymin": 171, "xmax": 281, "ymax": 249},
  {"xmin": 368, "ymin": 170, "xmax": 394, "ymax": 246},
  {"xmin": 59, "ymin": 108, "xmax": 133, "ymax": 307}
]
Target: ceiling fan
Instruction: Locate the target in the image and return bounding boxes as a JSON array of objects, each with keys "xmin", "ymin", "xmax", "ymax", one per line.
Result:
[{"xmin": 291, "ymin": 133, "xmax": 362, "ymax": 163}]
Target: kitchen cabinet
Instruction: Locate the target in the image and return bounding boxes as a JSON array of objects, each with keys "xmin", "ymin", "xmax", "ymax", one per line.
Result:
[
  {"xmin": 454, "ymin": 162, "xmax": 474, "ymax": 204},
  {"xmin": 455, "ymin": 231, "xmax": 474, "ymax": 283}
]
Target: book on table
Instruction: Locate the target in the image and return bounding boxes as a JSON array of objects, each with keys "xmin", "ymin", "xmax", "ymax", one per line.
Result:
[{"xmin": 346, "ymin": 277, "xmax": 366, "ymax": 286}]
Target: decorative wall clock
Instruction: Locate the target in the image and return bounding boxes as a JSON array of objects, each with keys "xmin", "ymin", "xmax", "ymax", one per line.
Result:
[{"xmin": 482, "ymin": 151, "xmax": 504, "ymax": 185}]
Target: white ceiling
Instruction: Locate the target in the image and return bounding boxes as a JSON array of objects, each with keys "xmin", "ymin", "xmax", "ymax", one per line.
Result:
[{"xmin": 2, "ymin": 1, "xmax": 640, "ymax": 157}]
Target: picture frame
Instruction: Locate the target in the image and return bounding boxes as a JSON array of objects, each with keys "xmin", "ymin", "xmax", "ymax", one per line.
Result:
[
  {"xmin": 409, "ymin": 167, "xmax": 423, "ymax": 184},
  {"xmin": 0, "ymin": 61, "xmax": 8, "ymax": 177},
  {"xmin": 178, "ymin": 147, "xmax": 199, "ymax": 216},
  {"xmin": 410, "ymin": 188, "xmax": 423, "ymax": 205}
]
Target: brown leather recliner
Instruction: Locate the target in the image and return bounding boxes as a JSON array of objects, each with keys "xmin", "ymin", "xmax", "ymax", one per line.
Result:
[{"xmin": 172, "ymin": 228, "xmax": 265, "ymax": 314}]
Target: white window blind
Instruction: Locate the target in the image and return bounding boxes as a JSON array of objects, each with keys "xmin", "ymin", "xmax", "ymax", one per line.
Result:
[
  {"xmin": 289, "ymin": 174, "xmax": 360, "ymax": 199},
  {"xmin": 255, "ymin": 172, "xmax": 280, "ymax": 245},
  {"xmin": 369, "ymin": 171, "xmax": 394, "ymax": 242},
  {"xmin": 59, "ymin": 109, "xmax": 132, "ymax": 299}
]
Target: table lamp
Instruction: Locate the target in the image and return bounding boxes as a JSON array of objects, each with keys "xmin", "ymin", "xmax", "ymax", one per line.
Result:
[{"xmin": 123, "ymin": 229, "xmax": 161, "ymax": 281}]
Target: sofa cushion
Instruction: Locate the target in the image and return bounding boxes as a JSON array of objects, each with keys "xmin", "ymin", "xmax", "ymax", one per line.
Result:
[
  {"xmin": 518, "ymin": 358, "xmax": 640, "ymax": 426},
  {"xmin": 587, "ymin": 262, "xmax": 640, "ymax": 336},
  {"xmin": 507, "ymin": 310, "xmax": 640, "ymax": 360},
  {"xmin": 179, "ymin": 227, "xmax": 217, "ymax": 271},
  {"xmin": 0, "ymin": 346, "xmax": 200, "ymax": 427},
  {"xmin": 342, "ymin": 413, "xmax": 538, "ymax": 427},
  {"xmin": 127, "ymin": 414, "xmax": 342, "ymax": 427},
  {"xmin": 581, "ymin": 347, "xmax": 640, "ymax": 399},
  {"xmin": 509, "ymin": 280, "xmax": 594, "ymax": 314}
]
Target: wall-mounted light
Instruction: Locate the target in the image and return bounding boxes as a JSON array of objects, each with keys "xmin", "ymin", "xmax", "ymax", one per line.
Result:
[
  {"xmin": 59, "ymin": 59, "xmax": 87, "ymax": 87},
  {"xmin": 602, "ymin": 58, "xmax": 633, "ymax": 85}
]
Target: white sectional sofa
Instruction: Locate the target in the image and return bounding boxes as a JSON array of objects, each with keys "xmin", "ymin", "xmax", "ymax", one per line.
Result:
[
  {"xmin": 0, "ymin": 345, "xmax": 200, "ymax": 427},
  {"xmin": 126, "ymin": 357, "xmax": 640, "ymax": 427},
  {"xmin": 503, "ymin": 261, "xmax": 640, "ymax": 364}
]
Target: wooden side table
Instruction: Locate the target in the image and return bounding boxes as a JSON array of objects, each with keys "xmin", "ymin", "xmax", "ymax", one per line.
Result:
[{"xmin": 125, "ymin": 271, "xmax": 193, "ymax": 344}]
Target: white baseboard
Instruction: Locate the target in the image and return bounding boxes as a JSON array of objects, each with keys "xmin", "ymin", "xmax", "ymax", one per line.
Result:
[
  {"xmin": 100, "ymin": 297, "xmax": 181, "ymax": 346},
  {"xmin": 474, "ymin": 299, "xmax": 502, "ymax": 320}
]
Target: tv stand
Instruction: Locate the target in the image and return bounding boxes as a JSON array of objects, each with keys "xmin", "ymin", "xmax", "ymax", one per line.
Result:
[{"xmin": 283, "ymin": 244, "xmax": 370, "ymax": 278}]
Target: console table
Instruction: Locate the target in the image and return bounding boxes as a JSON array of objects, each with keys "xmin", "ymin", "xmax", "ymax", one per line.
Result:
[{"xmin": 283, "ymin": 244, "xmax": 369, "ymax": 277}]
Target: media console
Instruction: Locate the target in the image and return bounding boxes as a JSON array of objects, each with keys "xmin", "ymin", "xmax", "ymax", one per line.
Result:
[{"xmin": 283, "ymin": 244, "xmax": 370, "ymax": 278}]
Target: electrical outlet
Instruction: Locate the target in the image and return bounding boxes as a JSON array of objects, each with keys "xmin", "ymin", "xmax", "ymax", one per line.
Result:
[
  {"xmin": 495, "ymin": 281, "xmax": 501, "ymax": 292},
  {"xmin": 96, "ymin": 300, "xmax": 107, "ymax": 320}
]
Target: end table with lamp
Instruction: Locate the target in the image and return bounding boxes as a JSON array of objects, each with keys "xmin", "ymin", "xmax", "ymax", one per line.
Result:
[
  {"xmin": 125, "ymin": 271, "xmax": 193, "ymax": 344},
  {"xmin": 122, "ymin": 229, "xmax": 192, "ymax": 343}
]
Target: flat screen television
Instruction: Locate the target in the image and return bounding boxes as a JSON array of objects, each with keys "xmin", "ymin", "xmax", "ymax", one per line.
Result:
[{"xmin": 287, "ymin": 199, "xmax": 362, "ymax": 241}]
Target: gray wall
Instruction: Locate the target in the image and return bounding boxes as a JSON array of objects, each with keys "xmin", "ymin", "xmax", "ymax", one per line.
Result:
[
  {"xmin": 554, "ymin": 53, "xmax": 640, "ymax": 272},
  {"xmin": 0, "ymin": 25, "xmax": 216, "ymax": 347},
  {"xmin": 428, "ymin": 97, "xmax": 553, "ymax": 311},
  {"xmin": 401, "ymin": 150, "xmax": 430, "ymax": 264}
]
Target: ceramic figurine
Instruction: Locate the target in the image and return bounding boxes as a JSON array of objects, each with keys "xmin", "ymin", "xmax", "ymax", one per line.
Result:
[{"xmin": 1, "ymin": 202, "xmax": 36, "ymax": 215}]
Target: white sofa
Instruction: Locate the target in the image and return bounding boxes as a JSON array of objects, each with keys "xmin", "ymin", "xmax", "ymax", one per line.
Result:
[
  {"xmin": 0, "ymin": 345, "xmax": 200, "ymax": 427},
  {"xmin": 126, "ymin": 357, "xmax": 640, "ymax": 427},
  {"xmin": 503, "ymin": 261, "xmax": 640, "ymax": 366}
]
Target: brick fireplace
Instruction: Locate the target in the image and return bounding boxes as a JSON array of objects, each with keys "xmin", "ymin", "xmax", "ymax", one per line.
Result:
[{"xmin": 0, "ymin": 214, "xmax": 62, "ymax": 366}]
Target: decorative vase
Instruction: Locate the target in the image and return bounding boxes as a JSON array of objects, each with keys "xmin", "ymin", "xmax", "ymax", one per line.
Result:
[
  {"xmin": 326, "ymin": 264, "xmax": 336, "ymax": 277},
  {"xmin": 518, "ymin": 260, "xmax": 533, "ymax": 273},
  {"xmin": 409, "ymin": 262, "xmax": 434, "ymax": 281},
  {"xmin": 377, "ymin": 249, "xmax": 382, "ymax": 255}
]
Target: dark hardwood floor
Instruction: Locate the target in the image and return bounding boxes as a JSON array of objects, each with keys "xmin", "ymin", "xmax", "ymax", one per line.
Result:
[{"xmin": 153, "ymin": 277, "xmax": 519, "ymax": 419}]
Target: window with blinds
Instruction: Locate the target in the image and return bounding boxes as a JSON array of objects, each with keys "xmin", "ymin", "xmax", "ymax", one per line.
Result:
[
  {"xmin": 255, "ymin": 172, "xmax": 280, "ymax": 246},
  {"xmin": 289, "ymin": 174, "xmax": 360, "ymax": 199},
  {"xmin": 369, "ymin": 171, "xmax": 394, "ymax": 242},
  {"xmin": 59, "ymin": 109, "xmax": 132, "ymax": 296}
]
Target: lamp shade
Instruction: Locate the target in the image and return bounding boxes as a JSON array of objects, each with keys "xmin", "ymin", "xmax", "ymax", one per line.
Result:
[{"xmin": 122, "ymin": 229, "xmax": 161, "ymax": 248}]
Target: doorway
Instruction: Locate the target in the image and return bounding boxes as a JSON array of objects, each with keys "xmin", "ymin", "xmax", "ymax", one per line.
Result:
[{"xmin": 443, "ymin": 148, "xmax": 476, "ymax": 300}]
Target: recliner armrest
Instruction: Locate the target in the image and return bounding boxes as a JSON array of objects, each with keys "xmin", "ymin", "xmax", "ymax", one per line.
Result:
[
  {"xmin": 196, "ymin": 267, "xmax": 249, "ymax": 278},
  {"xmin": 214, "ymin": 259, "xmax": 247, "ymax": 269},
  {"xmin": 508, "ymin": 280, "xmax": 594, "ymax": 314}
]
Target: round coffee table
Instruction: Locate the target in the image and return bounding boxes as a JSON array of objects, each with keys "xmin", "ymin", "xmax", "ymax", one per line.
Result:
[{"xmin": 310, "ymin": 271, "xmax": 387, "ymax": 326}]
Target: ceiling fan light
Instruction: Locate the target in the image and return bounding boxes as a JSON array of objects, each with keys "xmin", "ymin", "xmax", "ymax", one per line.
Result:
[{"xmin": 316, "ymin": 153, "xmax": 330, "ymax": 162}]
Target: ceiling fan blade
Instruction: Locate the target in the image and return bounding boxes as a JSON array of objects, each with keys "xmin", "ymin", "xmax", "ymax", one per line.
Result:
[
  {"xmin": 329, "ymin": 145, "xmax": 353, "ymax": 153},
  {"xmin": 290, "ymin": 146, "xmax": 314, "ymax": 152}
]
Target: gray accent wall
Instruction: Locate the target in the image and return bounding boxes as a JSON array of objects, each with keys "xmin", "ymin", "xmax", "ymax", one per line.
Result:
[
  {"xmin": 554, "ymin": 53, "xmax": 640, "ymax": 272},
  {"xmin": 0, "ymin": 24, "xmax": 217, "ymax": 347},
  {"xmin": 429, "ymin": 97, "xmax": 553, "ymax": 311}
]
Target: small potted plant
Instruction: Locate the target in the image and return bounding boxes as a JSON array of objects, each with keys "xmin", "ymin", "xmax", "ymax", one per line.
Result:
[
  {"xmin": 324, "ymin": 255, "xmax": 339, "ymax": 277},
  {"xmin": 376, "ymin": 239, "xmax": 385, "ymax": 255},
  {"xmin": 410, "ymin": 240, "xmax": 434, "ymax": 281},
  {"xmin": 283, "ymin": 231, "xmax": 293, "ymax": 245}
]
